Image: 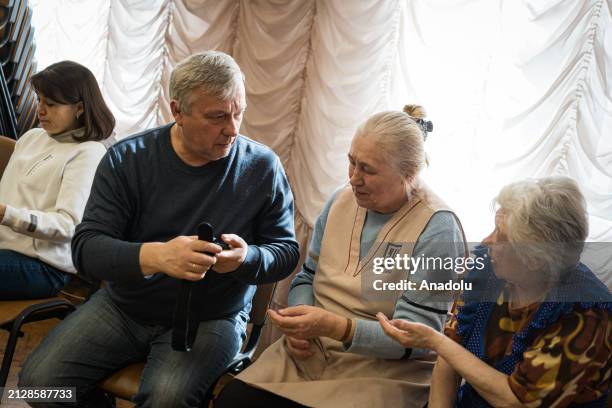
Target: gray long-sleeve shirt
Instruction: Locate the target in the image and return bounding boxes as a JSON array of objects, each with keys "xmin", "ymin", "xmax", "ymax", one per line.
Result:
[{"xmin": 288, "ymin": 189, "xmax": 464, "ymax": 359}]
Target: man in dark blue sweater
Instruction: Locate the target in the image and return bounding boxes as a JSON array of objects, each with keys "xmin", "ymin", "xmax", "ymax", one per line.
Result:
[{"xmin": 20, "ymin": 52, "xmax": 299, "ymax": 407}]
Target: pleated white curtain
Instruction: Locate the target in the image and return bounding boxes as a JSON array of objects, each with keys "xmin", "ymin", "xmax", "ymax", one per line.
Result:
[{"xmin": 31, "ymin": 0, "xmax": 612, "ymax": 348}]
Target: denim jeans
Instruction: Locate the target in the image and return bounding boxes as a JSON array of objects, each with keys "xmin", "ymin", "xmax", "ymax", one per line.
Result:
[
  {"xmin": 0, "ymin": 249, "xmax": 71, "ymax": 300},
  {"xmin": 19, "ymin": 288, "xmax": 248, "ymax": 408}
]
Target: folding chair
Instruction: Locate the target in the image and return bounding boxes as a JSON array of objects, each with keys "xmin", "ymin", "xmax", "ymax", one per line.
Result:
[{"xmin": 99, "ymin": 283, "xmax": 277, "ymax": 406}]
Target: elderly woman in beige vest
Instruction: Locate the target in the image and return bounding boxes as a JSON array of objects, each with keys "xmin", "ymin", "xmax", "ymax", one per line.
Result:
[{"xmin": 216, "ymin": 105, "xmax": 466, "ymax": 408}]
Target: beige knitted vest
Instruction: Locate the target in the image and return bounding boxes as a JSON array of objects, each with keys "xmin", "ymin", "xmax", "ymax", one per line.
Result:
[{"xmin": 238, "ymin": 185, "xmax": 455, "ymax": 407}]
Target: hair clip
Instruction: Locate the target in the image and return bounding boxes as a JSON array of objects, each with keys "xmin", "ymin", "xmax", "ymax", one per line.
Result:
[{"xmin": 416, "ymin": 119, "xmax": 433, "ymax": 141}]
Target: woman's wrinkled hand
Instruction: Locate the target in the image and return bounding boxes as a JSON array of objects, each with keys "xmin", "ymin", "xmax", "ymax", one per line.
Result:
[
  {"xmin": 268, "ymin": 305, "xmax": 345, "ymax": 341},
  {"xmin": 284, "ymin": 335, "xmax": 315, "ymax": 360},
  {"xmin": 377, "ymin": 312, "xmax": 443, "ymax": 351}
]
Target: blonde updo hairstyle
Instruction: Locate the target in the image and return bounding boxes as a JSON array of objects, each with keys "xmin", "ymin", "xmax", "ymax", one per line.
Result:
[
  {"xmin": 495, "ymin": 176, "xmax": 588, "ymax": 280},
  {"xmin": 354, "ymin": 104, "xmax": 428, "ymax": 183}
]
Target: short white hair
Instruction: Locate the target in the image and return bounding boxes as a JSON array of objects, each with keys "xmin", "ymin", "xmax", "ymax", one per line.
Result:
[
  {"xmin": 495, "ymin": 176, "xmax": 588, "ymax": 277},
  {"xmin": 169, "ymin": 51, "xmax": 244, "ymax": 114}
]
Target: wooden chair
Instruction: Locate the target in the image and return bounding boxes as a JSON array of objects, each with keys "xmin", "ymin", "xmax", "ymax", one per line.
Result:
[
  {"xmin": 0, "ymin": 298, "xmax": 75, "ymax": 387},
  {"xmin": 0, "ymin": 276, "xmax": 98, "ymax": 386},
  {"xmin": 99, "ymin": 283, "xmax": 277, "ymax": 406},
  {"xmin": 0, "ymin": 134, "xmax": 14, "ymax": 174},
  {"xmin": 0, "ymin": 135, "xmax": 99, "ymax": 388}
]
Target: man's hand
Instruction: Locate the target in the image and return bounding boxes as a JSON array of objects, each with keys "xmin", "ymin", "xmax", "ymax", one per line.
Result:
[
  {"xmin": 212, "ymin": 233, "xmax": 248, "ymax": 273},
  {"xmin": 268, "ymin": 305, "xmax": 348, "ymax": 341},
  {"xmin": 140, "ymin": 236, "xmax": 221, "ymax": 280},
  {"xmin": 284, "ymin": 335, "xmax": 315, "ymax": 360}
]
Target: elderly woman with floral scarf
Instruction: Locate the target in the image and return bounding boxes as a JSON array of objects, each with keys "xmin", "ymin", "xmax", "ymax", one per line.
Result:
[{"xmin": 379, "ymin": 176, "xmax": 611, "ymax": 407}]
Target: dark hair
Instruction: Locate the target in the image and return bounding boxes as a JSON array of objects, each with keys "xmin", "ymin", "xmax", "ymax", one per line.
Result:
[{"xmin": 30, "ymin": 61, "xmax": 115, "ymax": 142}]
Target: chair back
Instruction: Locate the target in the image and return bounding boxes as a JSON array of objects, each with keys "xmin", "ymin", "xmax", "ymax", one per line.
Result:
[
  {"xmin": 249, "ymin": 283, "xmax": 276, "ymax": 326},
  {"xmin": 0, "ymin": 135, "xmax": 15, "ymax": 178}
]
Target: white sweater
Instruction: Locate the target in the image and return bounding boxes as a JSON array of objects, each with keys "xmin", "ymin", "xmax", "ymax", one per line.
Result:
[{"xmin": 0, "ymin": 127, "xmax": 107, "ymax": 273}]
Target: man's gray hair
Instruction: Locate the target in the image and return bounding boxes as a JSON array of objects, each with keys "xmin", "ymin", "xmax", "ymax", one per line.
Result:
[{"xmin": 169, "ymin": 51, "xmax": 245, "ymax": 114}]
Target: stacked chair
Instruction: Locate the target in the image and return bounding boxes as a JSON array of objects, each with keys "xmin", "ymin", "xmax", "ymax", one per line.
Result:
[{"xmin": 0, "ymin": 0, "xmax": 38, "ymax": 139}]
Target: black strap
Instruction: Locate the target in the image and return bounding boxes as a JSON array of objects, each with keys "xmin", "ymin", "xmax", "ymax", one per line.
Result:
[
  {"xmin": 171, "ymin": 279, "xmax": 199, "ymax": 351},
  {"xmin": 171, "ymin": 222, "xmax": 214, "ymax": 352}
]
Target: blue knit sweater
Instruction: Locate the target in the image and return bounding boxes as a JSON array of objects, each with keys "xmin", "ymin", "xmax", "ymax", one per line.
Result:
[{"xmin": 72, "ymin": 123, "xmax": 299, "ymax": 325}]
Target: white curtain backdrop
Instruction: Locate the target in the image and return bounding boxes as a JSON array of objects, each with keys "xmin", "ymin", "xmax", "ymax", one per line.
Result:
[{"xmin": 30, "ymin": 0, "xmax": 612, "ymax": 347}]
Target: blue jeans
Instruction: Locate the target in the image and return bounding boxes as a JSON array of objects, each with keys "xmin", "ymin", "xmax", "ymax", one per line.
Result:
[
  {"xmin": 19, "ymin": 288, "xmax": 248, "ymax": 408},
  {"xmin": 0, "ymin": 249, "xmax": 70, "ymax": 300}
]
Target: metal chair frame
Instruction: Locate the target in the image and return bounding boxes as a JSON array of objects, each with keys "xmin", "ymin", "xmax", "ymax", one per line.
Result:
[{"xmin": 0, "ymin": 299, "xmax": 76, "ymax": 387}]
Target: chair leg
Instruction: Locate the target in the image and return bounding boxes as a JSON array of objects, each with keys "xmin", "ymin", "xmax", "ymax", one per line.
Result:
[
  {"xmin": 0, "ymin": 318, "xmax": 23, "ymax": 388},
  {"xmin": 202, "ymin": 376, "xmax": 220, "ymax": 407}
]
